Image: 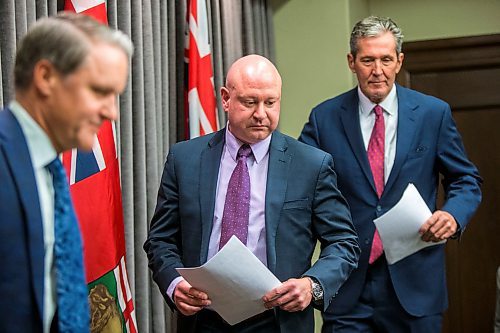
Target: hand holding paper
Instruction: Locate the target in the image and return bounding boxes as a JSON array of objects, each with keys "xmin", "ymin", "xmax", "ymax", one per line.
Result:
[
  {"xmin": 176, "ymin": 236, "xmax": 281, "ymax": 325},
  {"xmin": 262, "ymin": 277, "xmax": 313, "ymax": 312},
  {"xmin": 419, "ymin": 210, "xmax": 458, "ymax": 242},
  {"xmin": 373, "ymin": 183, "xmax": 446, "ymax": 264},
  {"xmin": 172, "ymin": 279, "xmax": 211, "ymax": 316}
]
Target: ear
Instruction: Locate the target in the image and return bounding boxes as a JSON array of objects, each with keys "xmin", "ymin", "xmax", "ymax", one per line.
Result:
[
  {"xmin": 347, "ymin": 53, "xmax": 355, "ymax": 73},
  {"xmin": 220, "ymin": 87, "xmax": 230, "ymax": 113},
  {"xmin": 32, "ymin": 59, "xmax": 57, "ymax": 97},
  {"xmin": 395, "ymin": 52, "xmax": 405, "ymax": 74}
]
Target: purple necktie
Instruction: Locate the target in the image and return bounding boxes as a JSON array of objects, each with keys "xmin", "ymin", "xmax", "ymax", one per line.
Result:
[
  {"xmin": 368, "ymin": 105, "xmax": 385, "ymax": 264},
  {"xmin": 219, "ymin": 144, "xmax": 252, "ymax": 249}
]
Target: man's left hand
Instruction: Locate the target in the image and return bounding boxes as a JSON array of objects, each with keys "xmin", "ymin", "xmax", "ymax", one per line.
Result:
[
  {"xmin": 419, "ymin": 210, "xmax": 457, "ymax": 242},
  {"xmin": 262, "ymin": 277, "xmax": 312, "ymax": 312}
]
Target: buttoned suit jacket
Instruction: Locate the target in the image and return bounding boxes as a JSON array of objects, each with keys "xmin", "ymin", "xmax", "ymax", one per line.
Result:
[
  {"xmin": 299, "ymin": 84, "xmax": 482, "ymax": 316},
  {"xmin": 0, "ymin": 108, "xmax": 44, "ymax": 332},
  {"xmin": 144, "ymin": 129, "xmax": 360, "ymax": 333}
]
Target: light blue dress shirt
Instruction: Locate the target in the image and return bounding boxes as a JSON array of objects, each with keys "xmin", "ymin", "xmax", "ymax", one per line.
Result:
[{"xmin": 10, "ymin": 101, "xmax": 57, "ymax": 333}]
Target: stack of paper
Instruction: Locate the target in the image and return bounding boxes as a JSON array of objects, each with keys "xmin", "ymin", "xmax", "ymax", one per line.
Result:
[
  {"xmin": 177, "ymin": 236, "xmax": 281, "ymax": 325},
  {"xmin": 373, "ymin": 183, "xmax": 446, "ymax": 265}
]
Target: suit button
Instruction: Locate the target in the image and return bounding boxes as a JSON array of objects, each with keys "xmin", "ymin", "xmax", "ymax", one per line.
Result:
[
  {"xmin": 376, "ymin": 205, "xmax": 382, "ymax": 212},
  {"xmin": 364, "ymin": 238, "xmax": 370, "ymax": 245}
]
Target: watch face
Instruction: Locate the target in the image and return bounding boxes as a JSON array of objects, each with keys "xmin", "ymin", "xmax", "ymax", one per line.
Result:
[{"xmin": 312, "ymin": 283, "xmax": 323, "ymax": 299}]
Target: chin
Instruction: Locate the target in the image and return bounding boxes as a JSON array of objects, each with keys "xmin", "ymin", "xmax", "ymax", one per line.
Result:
[
  {"xmin": 368, "ymin": 92, "xmax": 385, "ymax": 103},
  {"xmin": 75, "ymin": 129, "xmax": 98, "ymax": 151},
  {"xmin": 78, "ymin": 145, "xmax": 94, "ymax": 152},
  {"xmin": 77, "ymin": 139, "xmax": 94, "ymax": 152}
]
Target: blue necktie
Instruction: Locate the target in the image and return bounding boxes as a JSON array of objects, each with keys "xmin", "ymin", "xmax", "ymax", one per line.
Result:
[{"xmin": 46, "ymin": 158, "xmax": 90, "ymax": 333}]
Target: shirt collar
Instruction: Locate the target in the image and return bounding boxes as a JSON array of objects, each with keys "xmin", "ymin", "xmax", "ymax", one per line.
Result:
[
  {"xmin": 9, "ymin": 100, "xmax": 57, "ymax": 169},
  {"xmin": 225, "ymin": 125, "xmax": 272, "ymax": 164},
  {"xmin": 357, "ymin": 84, "xmax": 397, "ymax": 116}
]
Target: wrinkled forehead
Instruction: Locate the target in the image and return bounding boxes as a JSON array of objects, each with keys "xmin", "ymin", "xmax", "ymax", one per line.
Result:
[
  {"xmin": 230, "ymin": 67, "xmax": 281, "ymax": 91},
  {"xmin": 230, "ymin": 76, "xmax": 281, "ymax": 100}
]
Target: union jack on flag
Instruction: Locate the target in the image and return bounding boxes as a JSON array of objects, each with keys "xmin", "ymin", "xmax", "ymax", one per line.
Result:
[
  {"xmin": 185, "ymin": 0, "xmax": 220, "ymax": 138},
  {"xmin": 62, "ymin": 1, "xmax": 137, "ymax": 332}
]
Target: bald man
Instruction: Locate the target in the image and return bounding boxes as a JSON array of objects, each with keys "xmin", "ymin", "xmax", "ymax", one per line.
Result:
[{"xmin": 144, "ymin": 55, "xmax": 360, "ymax": 333}]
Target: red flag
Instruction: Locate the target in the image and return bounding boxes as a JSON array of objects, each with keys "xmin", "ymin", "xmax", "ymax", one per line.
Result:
[
  {"xmin": 185, "ymin": 0, "xmax": 219, "ymax": 138},
  {"xmin": 62, "ymin": 1, "xmax": 137, "ymax": 332}
]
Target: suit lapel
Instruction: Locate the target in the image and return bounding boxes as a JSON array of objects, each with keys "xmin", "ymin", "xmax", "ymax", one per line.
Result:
[
  {"xmin": 340, "ymin": 91, "xmax": 378, "ymax": 194},
  {"xmin": 1, "ymin": 109, "xmax": 44, "ymax": 318},
  {"xmin": 265, "ymin": 132, "xmax": 290, "ymax": 273},
  {"xmin": 384, "ymin": 85, "xmax": 418, "ymax": 195},
  {"xmin": 199, "ymin": 130, "xmax": 225, "ymax": 264}
]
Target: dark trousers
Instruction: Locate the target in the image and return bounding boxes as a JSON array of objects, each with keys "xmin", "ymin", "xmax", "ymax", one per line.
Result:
[
  {"xmin": 191, "ymin": 309, "xmax": 279, "ymax": 333},
  {"xmin": 322, "ymin": 257, "xmax": 442, "ymax": 333}
]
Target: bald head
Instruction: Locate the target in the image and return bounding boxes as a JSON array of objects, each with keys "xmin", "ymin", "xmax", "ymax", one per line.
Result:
[
  {"xmin": 225, "ymin": 54, "xmax": 282, "ymax": 91},
  {"xmin": 221, "ymin": 55, "xmax": 282, "ymax": 144}
]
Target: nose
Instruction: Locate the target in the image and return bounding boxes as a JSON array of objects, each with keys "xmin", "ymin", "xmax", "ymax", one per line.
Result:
[
  {"xmin": 372, "ymin": 60, "xmax": 383, "ymax": 76},
  {"xmin": 102, "ymin": 95, "xmax": 119, "ymax": 121},
  {"xmin": 253, "ymin": 102, "xmax": 266, "ymax": 120}
]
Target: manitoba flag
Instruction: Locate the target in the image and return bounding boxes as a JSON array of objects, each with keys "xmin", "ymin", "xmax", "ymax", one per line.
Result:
[
  {"xmin": 62, "ymin": 1, "xmax": 137, "ymax": 332},
  {"xmin": 185, "ymin": 0, "xmax": 219, "ymax": 138}
]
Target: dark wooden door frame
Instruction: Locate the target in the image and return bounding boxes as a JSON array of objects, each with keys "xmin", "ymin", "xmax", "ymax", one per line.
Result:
[
  {"xmin": 398, "ymin": 33, "xmax": 500, "ymax": 89},
  {"xmin": 397, "ymin": 34, "xmax": 500, "ymax": 113}
]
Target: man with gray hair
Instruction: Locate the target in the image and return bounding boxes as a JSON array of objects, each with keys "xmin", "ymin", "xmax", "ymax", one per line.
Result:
[
  {"xmin": 300, "ymin": 16, "xmax": 482, "ymax": 332},
  {"xmin": 0, "ymin": 12, "xmax": 132, "ymax": 333}
]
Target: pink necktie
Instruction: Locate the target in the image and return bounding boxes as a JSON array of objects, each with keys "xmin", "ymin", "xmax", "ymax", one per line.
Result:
[
  {"xmin": 368, "ymin": 105, "xmax": 385, "ymax": 264},
  {"xmin": 219, "ymin": 144, "xmax": 252, "ymax": 249}
]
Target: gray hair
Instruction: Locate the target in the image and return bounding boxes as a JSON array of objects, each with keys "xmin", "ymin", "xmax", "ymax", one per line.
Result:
[
  {"xmin": 349, "ymin": 16, "xmax": 403, "ymax": 58},
  {"xmin": 14, "ymin": 11, "xmax": 133, "ymax": 90}
]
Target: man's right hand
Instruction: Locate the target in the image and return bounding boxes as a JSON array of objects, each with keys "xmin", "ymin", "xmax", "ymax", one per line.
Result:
[{"xmin": 173, "ymin": 280, "xmax": 211, "ymax": 316}]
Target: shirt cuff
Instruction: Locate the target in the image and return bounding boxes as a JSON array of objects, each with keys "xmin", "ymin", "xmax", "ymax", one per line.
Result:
[{"xmin": 167, "ymin": 276, "xmax": 185, "ymax": 302}]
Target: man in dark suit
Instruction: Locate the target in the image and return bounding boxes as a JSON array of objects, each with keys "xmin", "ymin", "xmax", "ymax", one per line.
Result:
[
  {"xmin": 299, "ymin": 16, "xmax": 482, "ymax": 333},
  {"xmin": 0, "ymin": 13, "xmax": 132, "ymax": 332},
  {"xmin": 144, "ymin": 54, "xmax": 360, "ymax": 333}
]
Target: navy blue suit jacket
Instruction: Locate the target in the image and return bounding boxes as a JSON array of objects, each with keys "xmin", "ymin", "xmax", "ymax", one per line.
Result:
[
  {"xmin": 299, "ymin": 84, "xmax": 482, "ymax": 316},
  {"xmin": 0, "ymin": 109, "xmax": 44, "ymax": 332},
  {"xmin": 144, "ymin": 129, "xmax": 360, "ymax": 333}
]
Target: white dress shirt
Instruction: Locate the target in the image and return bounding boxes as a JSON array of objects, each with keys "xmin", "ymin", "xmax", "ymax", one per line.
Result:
[{"xmin": 358, "ymin": 85, "xmax": 398, "ymax": 183}]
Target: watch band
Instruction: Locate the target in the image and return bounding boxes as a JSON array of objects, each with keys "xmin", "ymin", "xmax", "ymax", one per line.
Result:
[{"xmin": 307, "ymin": 277, "xmax": 324, "ymax": 302}]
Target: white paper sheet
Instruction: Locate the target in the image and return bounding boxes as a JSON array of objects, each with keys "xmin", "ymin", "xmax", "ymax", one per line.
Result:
[
  {"xmin": 176, "ymin": 236, "xmax": 282, "ymax": 325},
  {"xmin": 373, "ymin": 183, "xmax": 446, "ymax": 265}
]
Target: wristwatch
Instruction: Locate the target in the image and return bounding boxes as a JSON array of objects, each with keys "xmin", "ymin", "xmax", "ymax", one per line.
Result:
[{"xmin": 307, "ymin": 277, "xmax": 324, "ymax": 303}]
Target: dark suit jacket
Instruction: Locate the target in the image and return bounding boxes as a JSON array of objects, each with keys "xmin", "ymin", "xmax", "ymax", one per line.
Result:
[
  {"xmin": 144, "ymin": 129, "xmax": 360, "ymax": 332},
  {"xmin": 299, "ymin": 84, "xmax": 482, "ymax": 316},
  {"xmin": 0, "ymin": 108, "xmax": 44, "ymax": 332}
]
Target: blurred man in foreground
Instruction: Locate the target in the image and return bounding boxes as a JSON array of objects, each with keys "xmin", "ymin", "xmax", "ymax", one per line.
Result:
[{"xmin": 0, "ymin": 12, "xmax": 133, "ymax": 332}]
